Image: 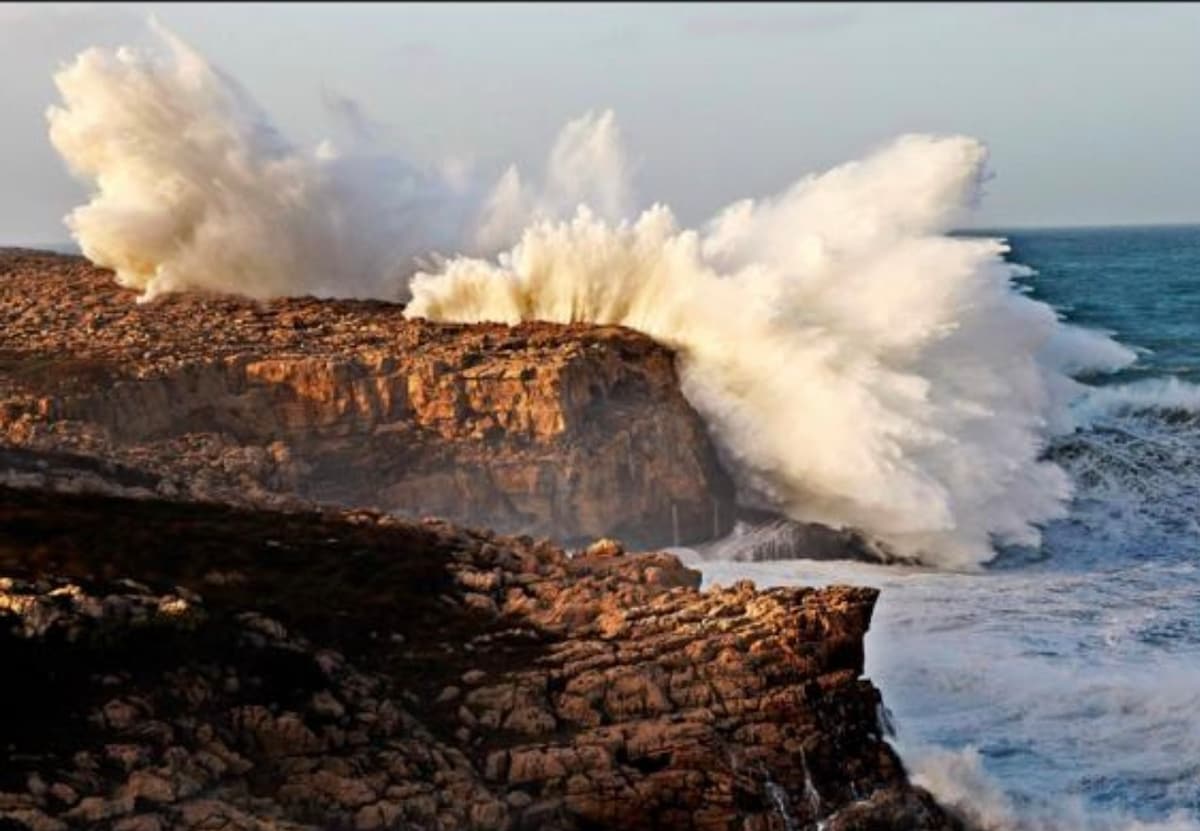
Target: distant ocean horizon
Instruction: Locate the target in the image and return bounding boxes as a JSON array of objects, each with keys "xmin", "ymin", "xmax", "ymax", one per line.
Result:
[
  {"xmin": 705, "ymin": 222, "xmax": 1200, "ymax": 829},
  {"xmin": 9, "ymin": 221, "xmax": 1200, "ymax": 256}
]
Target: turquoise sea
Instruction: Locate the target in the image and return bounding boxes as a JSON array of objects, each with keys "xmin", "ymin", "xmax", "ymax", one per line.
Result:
[{"xmin": 702, "ymin": 225, "xmax": 1200, "ymax": 830}]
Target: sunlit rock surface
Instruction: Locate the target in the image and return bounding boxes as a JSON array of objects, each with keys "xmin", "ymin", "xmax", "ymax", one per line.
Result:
[{"xmin": 0, "ymin": 249, "xmax": 734, "ymax": 549}]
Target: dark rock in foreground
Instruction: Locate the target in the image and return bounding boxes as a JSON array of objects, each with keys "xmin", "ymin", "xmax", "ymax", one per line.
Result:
[{"xmin": 0, "ymin": 484, "xmax": 961, "ymax": 831}]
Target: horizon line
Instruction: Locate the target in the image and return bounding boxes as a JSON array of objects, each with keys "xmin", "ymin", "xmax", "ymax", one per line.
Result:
[{"xmin": 5, "ymin": 220, "xmax": 1200, "ymax": 251}]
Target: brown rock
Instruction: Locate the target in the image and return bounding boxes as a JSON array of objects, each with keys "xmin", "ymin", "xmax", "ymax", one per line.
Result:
[
  {"xmin": 46, "ymin": 783, "xmax": 78, "ymax": 807},
  {"xmin": 121, "ymin": 771, "xmax": 176, "ymax": 805},
  {"xmin": 0, "ymin": 249, "xmax": 737, "ymax": 548},
  {"xmin": 0, "ymin": 286, "xmax": 961, "ymax": 831},
  {"xmin": 584, "ymin": 537, "xmax": 624, "ymax": 558},
  {"xmin": 461, "ymin": 669, "xmax": 487, "ymax": 686},
  {"xmin": 112, "ymin": 815, "xmax": 164, "ymax": 831},
  {"xmin": 1, "ymin": 810, "xmax": 67, "ymax": 831}
]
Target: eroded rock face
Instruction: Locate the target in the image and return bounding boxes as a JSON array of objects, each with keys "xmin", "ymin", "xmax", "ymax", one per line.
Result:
[
  {"xmin": 0, "ymin": 484, "xmax": 962, "ymax": 831},
  {"xmin": 0, "ymin": 249, "xmax": 958, "ymax": 826},
  {"xmin": 0, "ymin": 249, "xmax": 734, "ymax": 548}
]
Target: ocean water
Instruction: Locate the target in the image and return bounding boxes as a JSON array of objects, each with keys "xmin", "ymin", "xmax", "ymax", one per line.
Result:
[{"xmin": 695, "ymin": 225, "xmax": 1200, "ymax": 830}]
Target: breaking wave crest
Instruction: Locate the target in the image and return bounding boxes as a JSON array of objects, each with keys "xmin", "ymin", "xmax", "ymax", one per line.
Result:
[
  {"xmin": 405, "ymin": 143, "xmax": 1137, "ymax": 567},
  {"xmin": 1046, "ymin": 378, "xmax": 1200, "ymax": 564},
  {"xmin": 49, "ymin": 23, "xmax": 1140, "ymax": 567},
  {"xmin": 1072, "ymin": 378, "xmax": 1200, "ymax": 425},
  {"xmin": 46, "ymin": 22, "xmax": 627, "ymax": 301},
  {"xmin": 909, "ymin": 745, "xmax": 1200, "ymax": 831}
]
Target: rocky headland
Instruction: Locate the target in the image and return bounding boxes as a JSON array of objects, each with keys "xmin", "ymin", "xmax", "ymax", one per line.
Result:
[
  {"xmin": 0, "ymin": 249, "xmax": 961, "ymax": 830},
  {"xmin": 0, "ymin": 249, "xmax": 734, "ymax": 549}
]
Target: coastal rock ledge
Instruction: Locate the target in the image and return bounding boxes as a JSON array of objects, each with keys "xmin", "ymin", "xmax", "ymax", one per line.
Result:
[
  {"xmin": 0, "ymin": 249, "xmax": 735, "ymax": 549},
  {"xmin": 0, "ymin": 484, "xmax": 962, "ymax": 831}
]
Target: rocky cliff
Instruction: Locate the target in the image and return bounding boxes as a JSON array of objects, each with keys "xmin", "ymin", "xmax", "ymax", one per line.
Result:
[
  {"xmin": 0, "ymin": 249, "xmax": 964, "ymax": 829},
  {"xmin": 0, "ymin": 249, "xmax": 735, "ymax": 548},
  {"xmin": 0, "ymin": 473, "xmax": 961, "ymax": 831}
]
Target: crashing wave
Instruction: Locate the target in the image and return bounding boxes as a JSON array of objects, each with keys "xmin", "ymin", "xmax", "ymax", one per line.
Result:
[{"xmin": 49, "ymin": 23, "xmax": 1138, "ymax": 568}]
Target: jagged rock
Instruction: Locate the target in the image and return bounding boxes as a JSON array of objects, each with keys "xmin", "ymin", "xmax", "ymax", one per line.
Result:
[
  {"xmin": 46, "ymin": 784, "xmax": 77, "ymax": 808},
  {"xmin": 0, "ymin": 487, "xmax": 964, "ymax": 831}
]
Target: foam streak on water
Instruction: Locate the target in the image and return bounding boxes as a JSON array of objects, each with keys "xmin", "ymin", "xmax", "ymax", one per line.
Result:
[{"xmin": 695, "ymin": 370, "xmax": 1200, "ymax": 830}]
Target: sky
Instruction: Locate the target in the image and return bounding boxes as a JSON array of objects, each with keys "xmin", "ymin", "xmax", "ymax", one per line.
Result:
[{"xmin": 1, "ymin": 2, "xmax": 1198, "ymax": 243}]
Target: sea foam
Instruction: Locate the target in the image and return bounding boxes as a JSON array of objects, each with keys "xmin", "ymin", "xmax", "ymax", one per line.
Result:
[
  {"xmin": 406, "ymin": 139, "xmax": 1137, "ymax": 567},
  {"xmin": 46, "ymin": 22, "xmax": 626, "ymax": 302},
  {"xmin": 49, "ymin": 23, "xmax": 1138, "ymax": 567}
]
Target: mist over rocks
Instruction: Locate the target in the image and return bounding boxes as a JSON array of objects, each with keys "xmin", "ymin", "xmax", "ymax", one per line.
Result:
[
  {"xmin": 45, "ymin": 23, "xmax": 1137, "ymax": 568},
  {"xmin": 45, "ymin": 23, "xmax": 631, "ymax": 304}
]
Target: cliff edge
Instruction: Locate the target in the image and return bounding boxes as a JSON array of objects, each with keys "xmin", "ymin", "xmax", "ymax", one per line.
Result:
[
  {"xmin": 0, "ymin": 478, "xmax": 960, "ymax": 831},
  {"xmin": 0, "ymin": 249, "xmax": 734, "ymax": 548}
]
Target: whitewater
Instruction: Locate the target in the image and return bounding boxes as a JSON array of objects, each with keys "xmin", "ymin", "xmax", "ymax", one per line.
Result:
[
  {"xmin": 46, "ymin": 24, "xmax": 1200, "ymax": 830},
  {"xmin": 693, "ymin": 357, "xmax": 1200, "ymax": 830},
  {"xmin": 49, "ymin": 23, "xmax": 1136, "ymax": 569}
]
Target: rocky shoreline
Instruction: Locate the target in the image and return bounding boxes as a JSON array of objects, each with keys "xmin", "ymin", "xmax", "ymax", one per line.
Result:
[
  {"xmin": 1, "ymin": 249, "xmax": 962, "ymax": 829},
  {"xmin": 1, "ymin": 481, "xmax": 960, "ymax": 831},
  {"xmin": 0, "ymin": 249, "xmax": 735, "ymax": 550}
]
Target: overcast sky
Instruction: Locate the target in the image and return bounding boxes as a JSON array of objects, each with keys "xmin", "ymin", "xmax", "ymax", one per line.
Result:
[{"xmin": 2, "ymin": 2, "xmax": 1198, "ymax": 243}]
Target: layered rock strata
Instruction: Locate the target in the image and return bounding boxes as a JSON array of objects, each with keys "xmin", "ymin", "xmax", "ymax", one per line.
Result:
[
  {"xmin": 0, "ymin": 249, "xmax": 734, "ymax": 548},
  {"xmin": 0, "ymin": 481, "xmax": 960, "ymax": 831}
]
